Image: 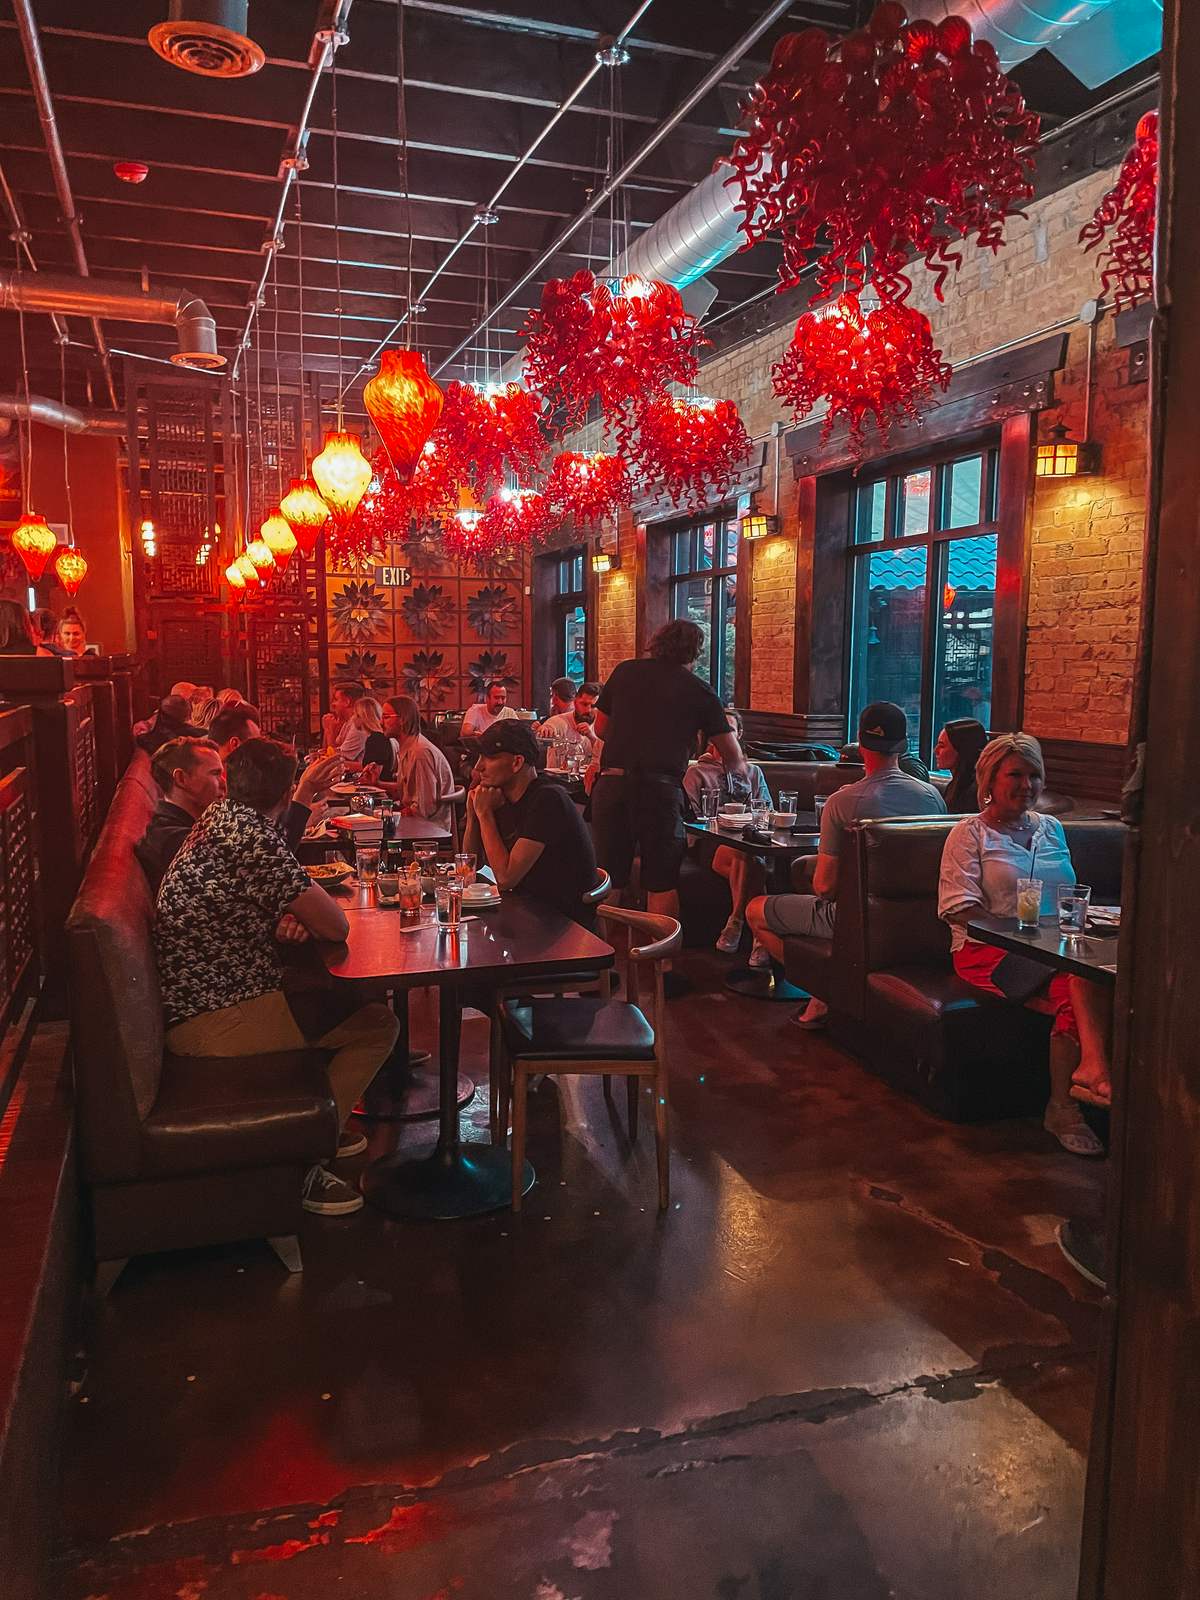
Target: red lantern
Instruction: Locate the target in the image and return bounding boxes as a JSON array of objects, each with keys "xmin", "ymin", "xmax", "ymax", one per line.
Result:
[
  {"xmin": 522, "ymin": 271, "xmax": 707, "ymax": 439},
  {"xmin": 234, "ymin": 553, "xmax": 260, "ymax": 588},
  {"xmin": 244, "ymin": 538, "xmax": 276, "ymax": 587},
  {"xmin": 771, "ymin": 291, "xmax": 951, "ymax": 458},
  {"xmin": 363, "ymin": 350, "xmax": 445, "ymax": 480},
  {"xmin": 544, "ymin": 452, "xmax": 631, "ymax": 525},
  {"xmin": 1080, "ymin": 110, "xmax": 1157, "ymax": 311},
  {"xmin": 723, "ymin": 2, "xmax": 1040, "ymax": 305},
  {"xmin": 225, "ymin": 560, "xmax": 247, "ymax": 594},
  {"xmin": 630, "ymin": 397, "xmax": 751, "ymax": 512},
  {"xmin": 312, "ymin": 431, "xmax": 373, "ymax": 526},
  {"xmin": 9, "ymin": 512, "xmax": 58, "ymax": 580},
  {"xmin": 54, "ymin": 547, "xmax": 87, "ymax": 596},
  {"xmin": 279, "ymin": 474, "xmax": 329, "ymax": 556},
  {"xmin": 260, "ymin": 510, "xmax": 297, "ymax": 572}
]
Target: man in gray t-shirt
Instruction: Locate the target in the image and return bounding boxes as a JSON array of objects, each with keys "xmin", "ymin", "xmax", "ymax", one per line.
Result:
[{"xmin": 746, "ymin": 702, "xmax": 946, "ymax": 1028}]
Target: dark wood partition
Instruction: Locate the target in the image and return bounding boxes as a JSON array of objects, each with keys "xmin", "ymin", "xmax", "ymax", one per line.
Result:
[{"xmin": 0, "ymin": 707, "xmax": 39, "ymax": 1041}]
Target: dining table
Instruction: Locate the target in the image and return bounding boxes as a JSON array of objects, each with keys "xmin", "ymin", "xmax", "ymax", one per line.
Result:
[
  {"xmin": 965, "ymin": 912, "xmax": 1119, "ymax": 987},
  {"xmin": 321, "ymin": 886, "xmax": 615, "ymax": 1218},
  {"xmin": 685, "ymin": 814, "xmax": 821, "ymax": 1002}
]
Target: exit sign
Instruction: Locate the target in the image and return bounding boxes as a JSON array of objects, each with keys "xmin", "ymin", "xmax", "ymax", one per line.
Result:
[{"xmin": 376, "ymin": 564, "xmax": 412, "ymax": 588}]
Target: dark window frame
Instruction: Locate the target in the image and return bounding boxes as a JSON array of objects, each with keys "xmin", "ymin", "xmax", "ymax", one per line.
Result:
[{"xmin": 667, "ymin": 513, "xmax": 741, "ymax": 702}]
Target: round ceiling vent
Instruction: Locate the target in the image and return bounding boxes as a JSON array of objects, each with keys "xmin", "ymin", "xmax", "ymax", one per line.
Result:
[{"xmin": 148, "ymin": 1, "xmax": 264, "ymax": 78}]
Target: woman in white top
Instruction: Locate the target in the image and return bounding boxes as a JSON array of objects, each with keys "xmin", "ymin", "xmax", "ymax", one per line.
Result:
[
  {"xmin": 369, "ymin": 695, "xmax": 454, "ymax": 832},
  {"xmin": 938, "ymin": 732, "xmax": 1111, "ymax": 1156}
]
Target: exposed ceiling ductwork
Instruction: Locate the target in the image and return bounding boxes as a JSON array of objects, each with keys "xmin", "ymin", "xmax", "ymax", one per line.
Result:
[
  {"xmin": 0, "ymin": 271, "xmax": 225, "ymax": 370},
  {"xmin": 0, "ymin": 395, "xmax": 126, "ymax": 436},
  {"xmin": 148, "ymin": 0, "xmax": 265, "ymax": 79}
]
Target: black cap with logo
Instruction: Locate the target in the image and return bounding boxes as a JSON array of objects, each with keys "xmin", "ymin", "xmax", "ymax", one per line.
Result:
[
  {"xmin": 475, "ymin": 718, "xmax": 545, "ymax": 767},
  {"xmin": 857, "ymin": 701, "xmax": 909, "ymax": 755}
]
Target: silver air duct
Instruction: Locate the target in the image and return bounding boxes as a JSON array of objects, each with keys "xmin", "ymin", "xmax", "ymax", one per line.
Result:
[
  {"xmin": 0, "ymin": 396, "xmax": 126, "ymax": 435},
  {"xmin": 0, "ymin": 271, "xmax": 226, "ymax": 370}
]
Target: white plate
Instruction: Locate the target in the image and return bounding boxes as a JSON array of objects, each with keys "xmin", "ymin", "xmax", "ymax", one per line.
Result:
[
  {"xmin": 717, "ymin": 814, "xmax": 752, "ymax": 830},
  {"xmin": 330, "ymin": 782, "xmax": 385, "ymax": 796},
  {"xmin": 462, "ymin": 889, "xmax": 501, "ymax": 907}
]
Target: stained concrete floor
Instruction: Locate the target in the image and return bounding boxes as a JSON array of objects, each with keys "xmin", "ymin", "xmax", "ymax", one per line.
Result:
[{"xmin": 57, "ymin": 952, "xmax": 1105, "ymax": 1599}]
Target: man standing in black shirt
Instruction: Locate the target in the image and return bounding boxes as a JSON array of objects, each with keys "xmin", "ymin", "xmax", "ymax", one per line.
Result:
[
  {"xmin": 466, "ymin": 720, "xmax": 596, "ymax": 923},
  {"xmin": 592, "ymin": 619, "xmax": 749, "ymax": 918}
]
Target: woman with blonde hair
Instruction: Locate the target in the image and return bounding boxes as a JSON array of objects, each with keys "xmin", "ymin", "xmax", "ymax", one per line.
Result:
[
  {"xmin": 938, "ymin": 732, "xmax": 1111, "ymax": 1155},
  {"xmin": 349, "ymin": 695, "xmax": 397, "ymax": 781}
]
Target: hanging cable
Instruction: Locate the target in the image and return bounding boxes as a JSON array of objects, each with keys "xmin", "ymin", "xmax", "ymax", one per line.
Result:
[
  {"xmin": 396, "ymin": 0, "xmax": 415, "ymax": 348},
  {"xmin": 13, "ymin": 245, "xmax": 32, "ymax": 512},
  {"xmin": 271, "ymin": 242, "xmax": 284, "ymax": 503},
  {"xmin": 330, "ymin": 39, "xmax": 346, "ymax": 426},
  {"xmin": 295, "ymin": 185, "xmax": 307, "ymax": 435},
  {"xmin": 58, "ymin": 334, "xmax": 74, "ymax": 538}
]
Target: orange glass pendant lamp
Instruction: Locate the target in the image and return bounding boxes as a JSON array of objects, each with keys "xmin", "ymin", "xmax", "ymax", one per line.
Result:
[
  {"xmin": 312, "ymin": 431, "xmax": 373, "ymax": 525},
  {"xmin": 260, "ymin": 510, "xmax": 297, "ymax": 571},
  {"xmin": 10, "ymin": 512, "xmax": 58, "ymax": 580},
  {"xmin": 279, "ymin": 474, "xmax": 328, "ymax": 556},
  {"xmin": 225, "ymin": 561, "xmax": 247, "ymax": 593},
  {"xmin": 54, "ymin": 547, "xmax": 87, "ymax": 596},
  {"xmin": 244, "ymin": 537, "xmax": 276, "ymax": 583},
  {"xmin": 234, "ymin": 553, "xmax": 260, "ymax": 587},
  {"xmin": 363, "ymin": 350, "xmax": 444, "ymax": 479}
]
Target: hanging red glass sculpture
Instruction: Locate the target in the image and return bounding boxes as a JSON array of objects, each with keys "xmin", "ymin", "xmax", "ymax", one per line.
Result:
[
  {"xmin": 435, "ymin": 381, "xmax": 546, "ymax": 497},
  {"xmin": 312, "ymin": 430, "xmax": 373, "ymax": 526},
  {"xmin": 54, "ymin": 548, "xmax": 87, "ymax": 596},
  {"xmin": 9, "ymin": 512, "xmax": 58, "ymax": 580},
  {"xmin": 522, "ymin": 271, "xmax": 706, "ymax": 438},
  {"xmin": 1080, "ymin": 110, "xmax": 1157, "ymax": 311},
  {"xmin": 279, "ymin": 474, "xmax": 329, "ymax": 557},
  {"xmin": 363, "ymin": 350, "xmax": 445, "ymax": 480},
  {"xmin": 771, "ymin": 291, "xmax": 951, "ymax": 457},
  {"xmin": 630, "ymin": 397, "xmax": 751, "ymax": 512},
  {"xmin": 722, "ymin": 3, "xmax": 1040, "ymax": 305},
  {"xmin": 544, "ymin": 452, "xmax": 631, "ymax": 525},
  {"xmin": 444, "ymin": 488, "xmax": 551, "ymax": 563}
]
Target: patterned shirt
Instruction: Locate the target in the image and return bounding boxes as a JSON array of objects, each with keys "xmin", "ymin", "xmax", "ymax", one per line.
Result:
[{"xmin": 155, "ymin": 798, "xmax": 311, "ymax": 1028}]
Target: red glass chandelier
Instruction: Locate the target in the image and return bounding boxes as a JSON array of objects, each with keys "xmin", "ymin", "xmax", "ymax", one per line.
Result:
[
  {"xmin": 631, "ymin": 397, "xmax": 751, "ymax": 512},
  {"xmin": 522, "ymin": 271, "xmax": 706, "ymax": 438},
  {"xmin": 771, "ymin": 291, "xmax": 951, "ymax": 456},
  {"xmin": 435, "ymin": 381, "xmax": 546, "ymax": 497},
  {"xmin": 54, "ymin": 547, "xmax": 87, "ymax": 596},
  {"xmin": 544, "ymin": 452, "xmax": 631, "ymax": 525},
  {"xmin": 1080, "ymin": 110, "xmax": 1158, "ymax": 311},
  {"xmin": 362, "ymin": 350, "xmax": 445, "ymax": 479},
  {"xmin": 443, "ymin": 488, "xmax": 552, "ymax": 563},
  {"xmin": 9, "ymin": 512, "xmax": 58, "ymax": 580},
  {"xmin": 723, "ymin": 2, "xmax": 1040, "ymax": 306}
]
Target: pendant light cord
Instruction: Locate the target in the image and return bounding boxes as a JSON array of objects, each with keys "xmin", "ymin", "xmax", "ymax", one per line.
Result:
[
  {"xmin": 270, "ymin": 243, "xmax": 284, "ymax": 503},
  {"xmin": 13, "ymin": 243, "xmax": 32, "ymax": 512},
  {"xmin": 330, "ymin": 43, "xmax": 345, "ymax": 427},
  {"xmin": 295, "ymin": 185, "xmax": 307, "ymax": 449},
  {"xmin": 58, "ymin": 335, "xmax": 74, "ymax": 538},
  {"xmin": 396, "ymin": 0, "xmax": 414, "ymax": 349}
]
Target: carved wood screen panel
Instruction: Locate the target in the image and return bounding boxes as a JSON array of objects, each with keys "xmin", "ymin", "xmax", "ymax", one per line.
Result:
[{"xmin": 0, "ymin": 750, "xmax": 37, "ymax": 1032}]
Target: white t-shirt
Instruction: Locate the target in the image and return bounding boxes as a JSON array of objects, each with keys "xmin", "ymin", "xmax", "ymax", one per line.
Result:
[
  {"xmin": 938, "ymin": 812, "xmax": 1075, "ymax": 952},
  {"xmin": 461, "ymin": 703, "xmax": 518, "ymax": 737},
  {"xmin": 539, "ymin": 710, "xmax": 598, "ymax": 752},
  {"xmin": 336, "ymin": 718, "xmax": 368, "ymax": 762}
]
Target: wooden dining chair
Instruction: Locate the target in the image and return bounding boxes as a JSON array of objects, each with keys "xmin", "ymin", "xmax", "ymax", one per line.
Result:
[
  {"xmin": 487, "ymin": 867, "xmax": 611, "ymax": 1141},
  {"xmin": 494, "ymin": 904, "xmax": 682, "ymax": 1212},
  {"xmin": 445, "ymin": 785, "xmax": 466, "ymax": 849}
]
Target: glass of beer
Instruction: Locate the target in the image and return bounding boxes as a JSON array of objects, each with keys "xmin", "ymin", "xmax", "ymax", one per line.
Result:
[{"xmin": 1016, "ymin": 877, "xmax": 1043, "ymax": 930}]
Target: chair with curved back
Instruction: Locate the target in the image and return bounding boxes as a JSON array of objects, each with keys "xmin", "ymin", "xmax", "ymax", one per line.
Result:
[
  {"xmin": 444, "ymin": 784, "xmax": 466, "ymax": 849},
  {"xmin": 495, "ymin": 903, "xmax": 681, "ymax": 1212}
]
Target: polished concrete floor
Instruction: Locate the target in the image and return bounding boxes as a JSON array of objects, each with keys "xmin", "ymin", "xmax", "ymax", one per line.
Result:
[{"xmin": 57, "ymin": 952, "xmax": 1105, "ymax": 1599}]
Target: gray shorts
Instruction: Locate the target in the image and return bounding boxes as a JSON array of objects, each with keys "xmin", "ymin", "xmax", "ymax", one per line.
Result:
[{"xmin": 762, "ymin": 893, "xmax": 836, "ymax": 941}]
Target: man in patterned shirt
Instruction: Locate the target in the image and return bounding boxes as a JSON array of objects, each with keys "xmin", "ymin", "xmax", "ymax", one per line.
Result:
[{"xmin": 156, "ymin": 738, "xmax": 398, "ymax": 1215}]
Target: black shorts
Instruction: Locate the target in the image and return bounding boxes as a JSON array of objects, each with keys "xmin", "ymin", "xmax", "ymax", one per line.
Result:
[{"xmin": 591, "ymin": 772, "xmax": 686, "ymax": 895}]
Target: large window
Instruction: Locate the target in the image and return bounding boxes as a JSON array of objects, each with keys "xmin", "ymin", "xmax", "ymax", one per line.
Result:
[
  {"xmin": 848, "ymin": 447, "xmax": 999, "ymax": 760},
  {"xmin": 669, "ymin": 516, "xmax": 739, "ymax": 700}
]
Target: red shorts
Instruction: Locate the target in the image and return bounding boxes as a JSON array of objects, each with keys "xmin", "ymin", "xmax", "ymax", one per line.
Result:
[{"xmin": 954, "ymin": 940, "xmax": 1078, "ymax": 1041}]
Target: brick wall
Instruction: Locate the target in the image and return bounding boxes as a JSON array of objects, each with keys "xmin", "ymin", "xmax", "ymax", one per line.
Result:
[{"xmin": 581, "ymin": 162, "xmax": 1148, "ymax": 745}]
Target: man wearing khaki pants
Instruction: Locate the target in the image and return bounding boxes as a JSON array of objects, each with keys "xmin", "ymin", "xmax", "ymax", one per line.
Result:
[{"xmin": 155, "ymin": 738, "xmax": 398, "ymax": 1215}]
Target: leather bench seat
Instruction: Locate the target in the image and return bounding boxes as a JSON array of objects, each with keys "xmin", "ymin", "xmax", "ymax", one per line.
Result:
[
  {"xmin": 501, "ymin": 997, "xmax": 656, "ymax": 1061},
  {"xmin": 864, "ymin": 966, "xmax": 989, "ymax": 1026},
  {"xmin": 141, "ymin": 1051, "xmax": 337, "ymax": 1178}
]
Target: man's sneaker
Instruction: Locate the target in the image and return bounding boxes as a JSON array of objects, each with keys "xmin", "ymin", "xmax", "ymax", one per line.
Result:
[
  {"xmin": 302, "ymin": 1164, "xmax": 364, "ymax": 1215},
  {"xmin": 715, "ymin": 916, "xmax": 744, "ymax": 954},
  {"xmin": 336, "ymin": 1128, "xmax": 368, "ymax": 1159},
  {"xmin": 748, "ymin": 940, "xmax": 773, "ymax": 971}
]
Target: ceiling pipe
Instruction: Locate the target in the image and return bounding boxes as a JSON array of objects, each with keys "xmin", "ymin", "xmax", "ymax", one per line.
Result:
[
  {"xmin": 0, "ymin": 158, "xmax": 70, "ymax": 351},
  {"xmin": 10, "ymin": 0, "xmax": 119, "ymax": 411},
  {"xmin": 433, "ymin": 0, "xmax": 798, "ymax": 381},
  {"xmin": 0, "ymin": 394, "xmax": 126, "ymax": 435},
  {"xmin": 0, "ymin": 270, "xmax": 225, "ymax": 369},
  {"xmin": 231, "ymin": 0, "xmax": 354, "ymax": 379}
]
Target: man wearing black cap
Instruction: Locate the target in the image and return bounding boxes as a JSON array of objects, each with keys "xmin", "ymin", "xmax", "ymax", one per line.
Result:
[
  {"xmin": 466, "ymin": 719, "xmax": 597, "ymax": 923},
  {"xmin": 746, "ymin": 701, "xmax": 945, "ymax": 1028}
]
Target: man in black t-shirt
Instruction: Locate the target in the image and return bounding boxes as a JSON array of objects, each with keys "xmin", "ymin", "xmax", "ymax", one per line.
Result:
[
  {"xmin": 593, "ymin": 619, "xmax": 749, "ymax": 917},
  {"xmin": 466, "ymin": 719, "xmax": 597, "ymax": 923}
]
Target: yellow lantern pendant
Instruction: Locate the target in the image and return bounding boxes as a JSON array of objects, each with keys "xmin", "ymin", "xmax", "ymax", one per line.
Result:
[{"xmin": 312, "ymin": 431, "xmax": 373, "ymax": 525}]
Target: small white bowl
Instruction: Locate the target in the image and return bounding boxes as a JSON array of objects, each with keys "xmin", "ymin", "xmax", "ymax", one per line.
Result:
[{"xmin": 772, "ymin": 811, "xmax": 797, "ymax": 830}]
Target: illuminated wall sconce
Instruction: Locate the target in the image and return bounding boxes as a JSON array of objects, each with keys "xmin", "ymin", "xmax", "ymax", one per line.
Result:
[
  {"xmin": 592, "ymin": 544, "xmax": 620, "ymax": 574},
  {"xmin": 1036, "ymin": 423, "xmax": 1101, "ymax": 478},
  {"xmin": 140, "ymin": 517, "xmax": 158, "ymax": 558},
  {"xmin": 740, "ymin": 510, "xmax": 779, "ymax": 541}
]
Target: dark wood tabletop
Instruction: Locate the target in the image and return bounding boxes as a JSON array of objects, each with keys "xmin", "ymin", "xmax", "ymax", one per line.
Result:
[
  {"xmin": 386, "ymin": 815, "xmax": 452, "ymax": 843},
  {"xmin": 966, "ymin": 913, "xmax": 1119, "ymax": 986},
  {"xmin": 320, "ymin": 885, "xmax": 614, "ymax": 988},
  {"xmin": 685, "ymin": 816, "xmax": 820, "ymax": 859}
]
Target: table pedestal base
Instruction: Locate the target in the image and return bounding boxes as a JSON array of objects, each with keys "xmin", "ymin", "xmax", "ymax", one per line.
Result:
[
  {"xmin": 356, "ymin": 1068, "xmax": 474, "ymax": 1121},
  {"xmin": 363, "ymin": 1144, "xmax": 534, "ymax": 1219},
  {"xmin": 724, "ymin": 964, "xmax": 808, "ymax": 1003}
]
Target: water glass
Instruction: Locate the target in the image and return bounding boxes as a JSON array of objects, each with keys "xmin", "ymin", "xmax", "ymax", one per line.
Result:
[
  {"xmin": 698, "ymin": 789, "xmax": 718, "ymax": 828},
  {"xmin": 435, "ymin": 880, "xmax": 463, "ymax": 929},
  {"xmin": 1016, "ymin": 876, "xmax": 1043, "ymax": 930},
  {"xmin": 455, "ymin": 851, "xmax": 476, "ymax": 886},
  {"xmin": 355, "ymin": 844, "xmax": 380, "ymax": 883},
  {"xmin": 1057, "ymin": 882, "xmax": 1091, "ymax": 933},
  {"xmin": 377, "ymin": 869, "xmax": 400, "ymax": 906},
  {"xmin": 814, "ymin": 795, "xmax": 827, "ymax": 826},
  {"xmin": 778, "ymin": 791, "xmax": 798, "ymax": 816},
  {"xmin": 751, "ymin": 799, "xmax": 772, "ymax": 833}
]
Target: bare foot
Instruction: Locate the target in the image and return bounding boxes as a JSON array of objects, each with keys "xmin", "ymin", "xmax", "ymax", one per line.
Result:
[{"xmin": 1070, "ymin": 1065, "xmax": 1112, "ymax": 1108}]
